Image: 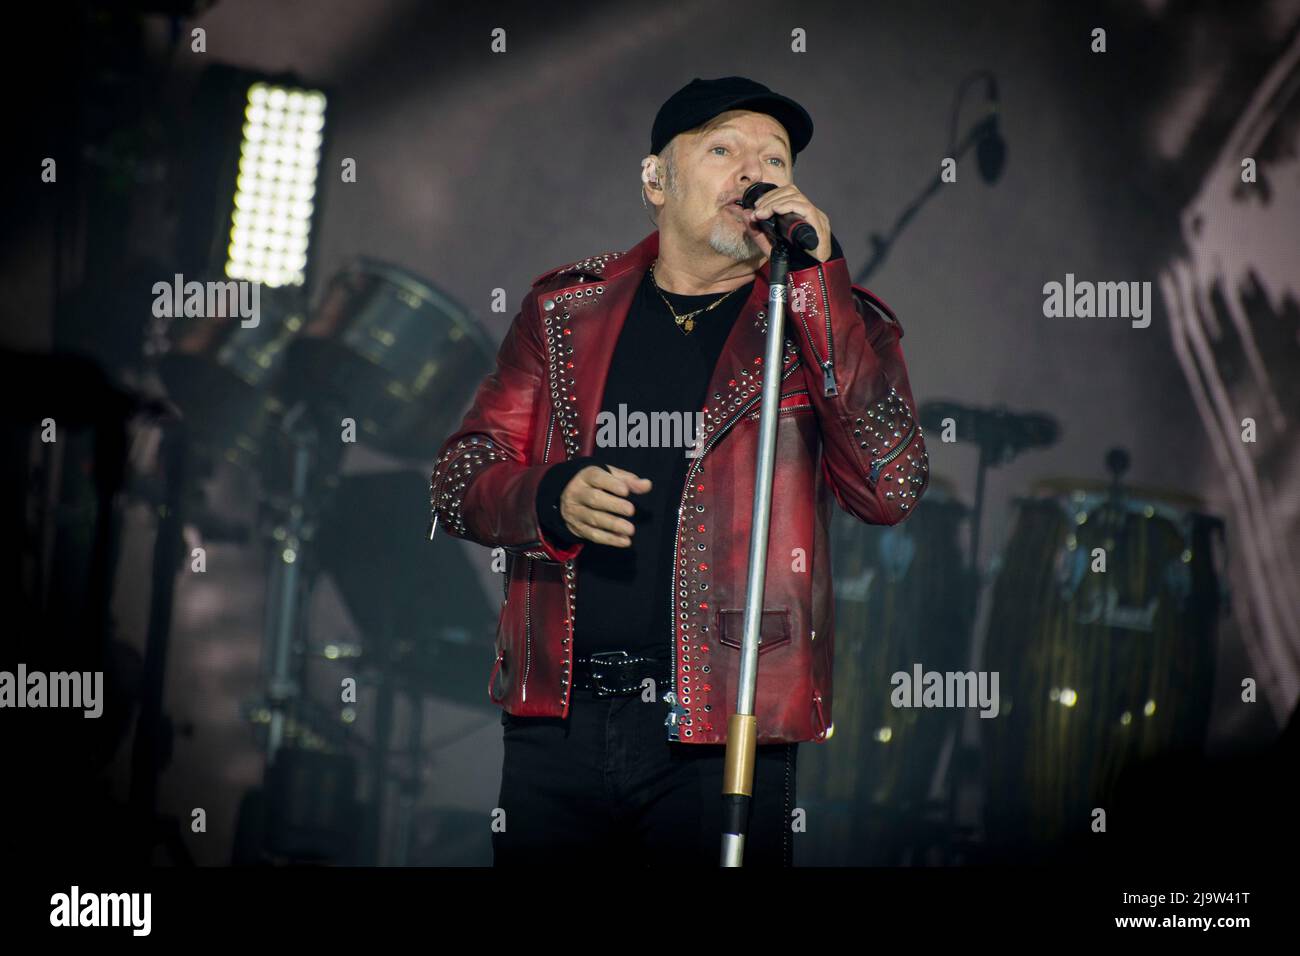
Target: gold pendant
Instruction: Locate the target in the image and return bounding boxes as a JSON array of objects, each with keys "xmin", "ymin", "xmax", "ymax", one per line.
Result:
[{"xmin": 684, "ymin": 317, "xmax": 695, "ymax": 332}]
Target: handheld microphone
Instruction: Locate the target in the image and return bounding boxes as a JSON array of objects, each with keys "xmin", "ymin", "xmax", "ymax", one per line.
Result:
[{"xmin": 739, "ymin": 182, "xmax": 819, "ymax": 252}]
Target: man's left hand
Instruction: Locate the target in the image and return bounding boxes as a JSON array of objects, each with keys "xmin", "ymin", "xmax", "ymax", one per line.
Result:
[{"xmin": 745, "ymin": 185, "xmax": 833, "ymax": 263}]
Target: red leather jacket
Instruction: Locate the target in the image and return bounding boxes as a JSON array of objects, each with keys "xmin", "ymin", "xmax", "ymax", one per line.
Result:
[{"xmin": 429, "ymin": 230, "xmax": 928, "ymax": 744}]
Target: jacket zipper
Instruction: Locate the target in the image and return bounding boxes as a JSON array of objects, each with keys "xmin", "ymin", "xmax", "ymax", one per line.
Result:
[
  {"xmin": 665, "ymin": 360, "xmax": 801, "ymax": 741},
  {"xmin": 749, "ymin": 388, "xmax": 809, "ymax": 419},
  {"xmin": 428, "ymin": 468, "xmax": 441, "ymax": 542},
  {"xmin": 524, "ymin": 413, "xmax": 556, "ymax": 704},
  {"xmin": 811, "ymin": 264, "xmax": 916, "ymax": 486},
  {"xmin": 522, "ymin": 557, "xmax": 533, "ymax": 701},
  {"xmin": 816, "ymin": 264, "xmax": 837, "ymax": 396},
  {"xmin": 868, "ymin": 419, "xmax": 918, "ymax": 485}
]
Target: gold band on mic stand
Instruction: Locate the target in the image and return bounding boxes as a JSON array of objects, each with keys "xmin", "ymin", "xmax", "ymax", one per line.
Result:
[{"xmin": 723, "ymin": 713, "xmax": 758, "ymax": 796}]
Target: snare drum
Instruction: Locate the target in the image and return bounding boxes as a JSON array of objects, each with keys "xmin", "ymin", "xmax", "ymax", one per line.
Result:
[{"xmin": 280, "ymin": 259, "xmax": 495, "ymax": 461}]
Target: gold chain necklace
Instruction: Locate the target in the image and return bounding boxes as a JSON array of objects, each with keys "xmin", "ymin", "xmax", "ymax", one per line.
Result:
[{"xmin": 649, "ymin": 260, "xmax": 744, "ymax": 334}]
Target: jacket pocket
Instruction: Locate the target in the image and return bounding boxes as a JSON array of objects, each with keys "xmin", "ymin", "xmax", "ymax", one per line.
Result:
[{"xmin": 716, "ymin": 607, "xmax": 792, "ymax": 655}]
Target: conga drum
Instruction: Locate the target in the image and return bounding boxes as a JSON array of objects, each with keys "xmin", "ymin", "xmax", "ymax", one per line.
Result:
[
  {"xmin": 982, "ymin": 478, "xmax": 1225, "ymax": 857},
  {"xmin": 800, "ymin": 476, "xmax": 970, "ymax": 864}
]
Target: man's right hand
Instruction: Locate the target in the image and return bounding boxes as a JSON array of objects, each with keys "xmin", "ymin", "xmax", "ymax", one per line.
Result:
[{"xmin": 557, "ymin": 465, "xmax": 652, "ymax": 548}]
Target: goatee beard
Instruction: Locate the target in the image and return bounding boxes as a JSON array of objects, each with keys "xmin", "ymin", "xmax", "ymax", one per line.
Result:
[{"xmin": 708, "ymin": 218, "xmax": 763, "ymax": 262}]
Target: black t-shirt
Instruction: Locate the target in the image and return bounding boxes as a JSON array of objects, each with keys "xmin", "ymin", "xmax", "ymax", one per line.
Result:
[{"xmin": 536, "ymin": 237, "xmax": 843, "ymax": 658}]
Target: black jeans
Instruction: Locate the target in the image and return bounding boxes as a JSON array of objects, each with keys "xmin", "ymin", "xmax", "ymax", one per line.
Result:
[{"xmin": 493, "ymin": 686, "xmax": 798, "ymax": 866}]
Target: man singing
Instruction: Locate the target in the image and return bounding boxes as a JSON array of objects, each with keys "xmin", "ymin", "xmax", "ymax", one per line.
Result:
[{"xmin": 429, "ymin": 76, "xmax": 928, "ymax": 866}]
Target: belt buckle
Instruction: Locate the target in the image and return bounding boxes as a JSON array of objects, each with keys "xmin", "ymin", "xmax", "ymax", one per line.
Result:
[{"xmin": 587, "ymin": 650, "xmax": 633, "ymax": 698}]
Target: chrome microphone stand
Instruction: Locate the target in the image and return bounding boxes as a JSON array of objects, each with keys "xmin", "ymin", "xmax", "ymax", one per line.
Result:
[{"xmin": 720, "ymin": 236, "xmax": 793, "ymax": 867}]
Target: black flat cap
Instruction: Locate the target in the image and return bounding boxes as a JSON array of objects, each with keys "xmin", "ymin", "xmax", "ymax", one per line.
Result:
[{"xmin": 651, "ymin": 76, "xmax": 813, "ymax": 162}]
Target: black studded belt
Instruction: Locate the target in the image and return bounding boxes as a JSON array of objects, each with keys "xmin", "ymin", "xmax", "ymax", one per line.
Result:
[{"xmin": 572, "ymin": 650, "xmax": 671, "ymax": 698}]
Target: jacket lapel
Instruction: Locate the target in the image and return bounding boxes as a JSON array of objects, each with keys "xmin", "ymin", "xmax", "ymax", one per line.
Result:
[{"xmin": 695, "ymin": 255, "xmax": 802, "ymax": 438}]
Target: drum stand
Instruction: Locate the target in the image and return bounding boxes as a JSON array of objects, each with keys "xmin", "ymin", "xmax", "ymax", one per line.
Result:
[
  {"xmin": 236, "ymin": 402, "xmax": 363, "ymax": 864},
  {"xmin": 260, "ymin": 402, "xmax": 317, "ymax": 765},
  {"xmin": 943, "ymin": 413, "xmax": 1055, "ymax": 858},
  {"xmin": 941, "ymin": 437, "xmax": 994, "ymax": 859}
]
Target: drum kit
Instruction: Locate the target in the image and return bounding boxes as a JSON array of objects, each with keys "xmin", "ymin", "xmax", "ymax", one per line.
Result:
[
  {"xmin": 156, "ymin": 259, "xmax": 499, "ymax": 863},
  {"xmin": 799, "ymin": 402, "xmax": 1227, "ymax": 865}
]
